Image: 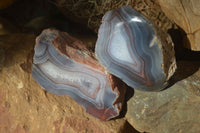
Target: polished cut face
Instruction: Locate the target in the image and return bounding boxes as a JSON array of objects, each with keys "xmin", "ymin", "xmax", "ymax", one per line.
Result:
[
  {"xmin": 32, "ymin": 29, "xmax": 126, "ymax": 120},
  {"xmin": 95, "ymin": 6, "xmax": 168, "ymax": 91}
]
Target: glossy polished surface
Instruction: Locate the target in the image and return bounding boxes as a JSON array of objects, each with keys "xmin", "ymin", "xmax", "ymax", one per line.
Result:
[
  {"xmin": 95, "ymin": 6, "xmax": 168, "ymax": 91},
  {"xmin": 32, "ymin": 29, "xmax": 126, "ymax": 120}
]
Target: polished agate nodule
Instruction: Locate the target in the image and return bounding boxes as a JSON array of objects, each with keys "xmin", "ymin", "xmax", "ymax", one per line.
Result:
[
  {"xmin": 32, "ymin": 29, "xmax": 126, "ymax": 120},
  {"xmin": 95, "ymin": 6, "xmax": 176, "ymax": 91}
]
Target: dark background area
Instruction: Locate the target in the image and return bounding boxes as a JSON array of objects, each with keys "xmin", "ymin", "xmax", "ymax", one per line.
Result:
[{"xmin": 0, "ymin": 0, "xmax": 95, "ymax": 35}]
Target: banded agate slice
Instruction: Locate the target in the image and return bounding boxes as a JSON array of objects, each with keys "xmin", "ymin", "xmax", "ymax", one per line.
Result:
[
  {"xmin": 32, "ymin": 29, "xmax": 126, "ymax": 120},
  {"xmin": 95, "ymin": 6, "xmax": 176, "ymax": 91}
]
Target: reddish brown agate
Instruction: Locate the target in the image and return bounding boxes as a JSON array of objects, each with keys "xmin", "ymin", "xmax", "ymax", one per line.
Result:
[{"xmin": 32, "ymin": 29, "xmax": 126, "ymax": 120}]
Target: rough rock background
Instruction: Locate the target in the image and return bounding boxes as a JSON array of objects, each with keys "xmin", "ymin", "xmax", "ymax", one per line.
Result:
[
  {"xmin": 158, "ymin": 0, "xmax": 200, "ymax": 51},
  {"xmin": 0, "ymin": 0, "xmax": 200, "ymax": 133},
  {"xmin": 126, "ymin": 61, "xmax": 200, "ymax": 133},
  {"xmin": 56, "ymin": 0, "xmax": 174, "ymax": 33}
]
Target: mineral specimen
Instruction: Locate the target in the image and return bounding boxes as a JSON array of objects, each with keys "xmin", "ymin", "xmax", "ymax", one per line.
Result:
[
  {"xmin": 32, "ymin": 29, "xmax": 126, "ymax": 120},
  {"xmin": 95, "ymin": 6, "xmax": 176, "ymax": 91}
]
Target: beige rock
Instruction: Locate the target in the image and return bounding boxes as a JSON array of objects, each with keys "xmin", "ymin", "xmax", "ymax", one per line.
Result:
[
  {"xmin": 0, "ymin": 33, "xmax": 139, "ymax": 133},
  {"xmin": 158, "ymin": 0, "xmax": 200, "ymax": 51},
  {"xmin": 126, "ymin": 61, "xmax": 200, "ymax": 133}
]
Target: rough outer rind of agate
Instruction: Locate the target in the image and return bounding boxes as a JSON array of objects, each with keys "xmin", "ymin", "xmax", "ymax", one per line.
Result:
[
  {"xmin": 32, "ymin": 29, "xmax": 126, "ymax": 120},
  {"xmin": 95, "ymin": 6, "xmax": 176, "ymax": 91}
]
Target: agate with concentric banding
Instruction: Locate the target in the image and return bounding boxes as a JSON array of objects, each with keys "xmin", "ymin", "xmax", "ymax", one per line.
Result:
[
  {"xmin": 95, "ymin": 6, "xmax": 176, "ymax": 91},
  {"xmin": 32, "ymin": 29, "xmax": 126, "ymax": 120}
]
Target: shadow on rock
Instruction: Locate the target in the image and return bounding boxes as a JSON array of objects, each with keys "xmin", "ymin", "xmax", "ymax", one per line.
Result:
[
  {"xmin": 121, "ymin": 120, "xmax": 140, "ymax": 133},
  {"xmin": 167, "ymin": 28, "xmax": 200, "ymax": 88},
  {"xmin": 115, "ymin": 85, "xmax": 135, "ymax": 120}
]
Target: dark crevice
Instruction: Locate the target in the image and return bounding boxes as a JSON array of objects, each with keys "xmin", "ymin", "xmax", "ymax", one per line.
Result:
[
  {"xmin": 115, "ymin": 85, "xmax": 135, "ymax": 120},
  {"xmin": 121, "ymin": 120, "xmax": 140, "ymax": 133},
  {"xmin": 167, "ymin": 28, "xmax": 200, "ymax": 88}
]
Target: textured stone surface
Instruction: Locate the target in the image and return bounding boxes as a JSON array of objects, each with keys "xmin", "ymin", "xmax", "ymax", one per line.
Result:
[
  {"xmin": 126, "ymin": 61, "xmax": 200, "ymax": 133},
  {"xmin": 158, "ymin": 0, "xmax": 200, "ymax": 51},
  {"xmin": 0, "ymin": 33, "xmax": 139, "ymax": 133},
  {"xmin": 56, "ymin": 0, "xmax": 174, "ymax": 32}
]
